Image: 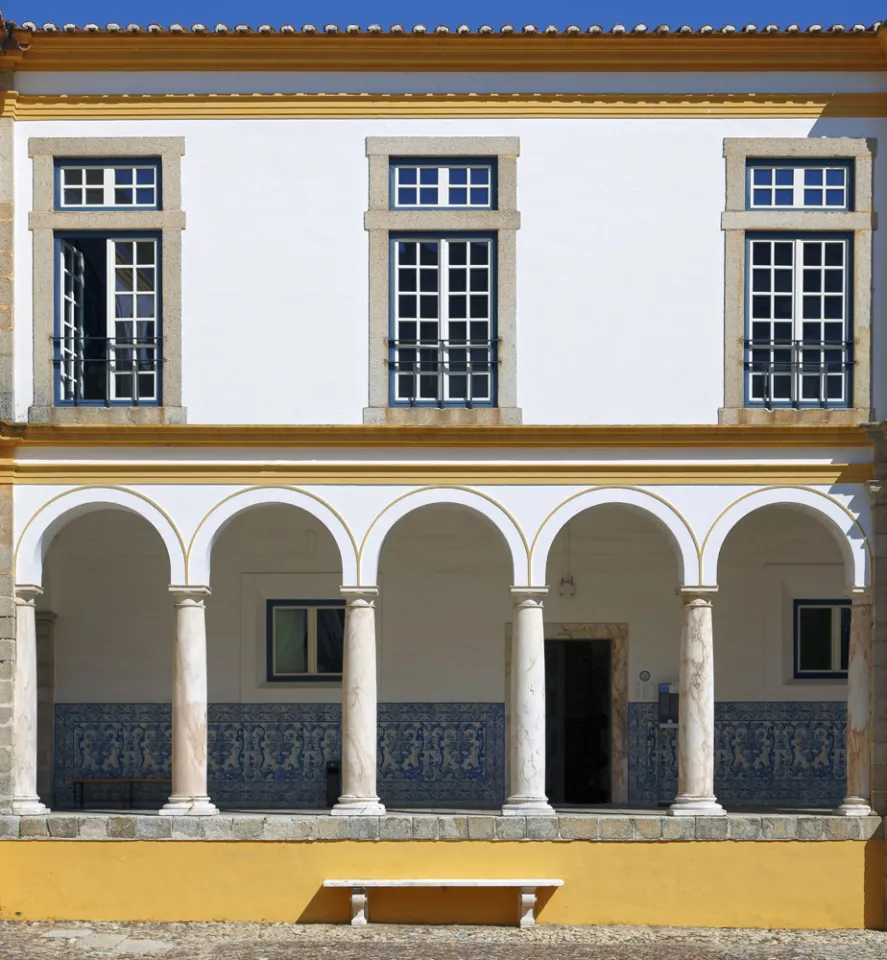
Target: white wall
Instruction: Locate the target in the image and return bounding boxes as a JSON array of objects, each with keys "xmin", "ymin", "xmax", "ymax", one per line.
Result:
[
  {"xmin": 48, "ymin": 502, "xmax": 846, "ymax": 706},
  {"xmin": 15, "ymin": 113, "xmax": 887, "ymax": 424}
]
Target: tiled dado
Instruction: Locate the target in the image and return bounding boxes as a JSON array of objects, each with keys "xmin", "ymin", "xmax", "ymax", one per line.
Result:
[
  {"xmin": 628, "ymin": 702, "xmax": 847, "ymax": 806},
  {"xmin": 54, "ymin": 702, "xmax": 505, "ymax": 810},
  {"xmin": 55, "ymin": 701, "xmax": 847, "ymax": 810},
  {"xmin": 1, "ymin": 812, "xmax": 882, "ymax": 842}
]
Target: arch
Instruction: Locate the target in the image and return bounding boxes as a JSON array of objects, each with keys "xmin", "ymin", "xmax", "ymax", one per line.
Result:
[
  {"xmin": 530, "ymin": 486, "xmax": 700, "ymax": 586},
  {"xmin": 359, "ymin": 486, "xmax": 529, "ymax": 586},
  {"xmin": 701, "ymin": 486, "xmax": 871, "ymax": 589},
  {"xmin": 188, "ymin": 486, "xmax": 358, "ymax": 586},
  {"xmin": 15, "ymin": 485, "xmax": 186, "ymax": 586}
]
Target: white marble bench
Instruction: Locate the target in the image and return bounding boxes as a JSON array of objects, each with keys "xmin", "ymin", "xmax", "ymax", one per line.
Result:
[{"xmin": 323, "ymin": 878, "xmax": 565, "ymax": 928}]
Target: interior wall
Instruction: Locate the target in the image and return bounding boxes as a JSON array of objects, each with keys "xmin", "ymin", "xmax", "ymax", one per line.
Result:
[{"xmin": 47, "ymin": 503, "xmax": 847, "ymax": 706}]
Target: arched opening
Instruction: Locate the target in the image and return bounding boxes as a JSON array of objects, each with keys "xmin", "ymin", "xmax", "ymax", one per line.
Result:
[
  {"xmin": 543, "ymin": 505, "xmax": 682, "ymax": 807},
  {"xmin": 44, "ymin": 509, "xmax": 174, "ymax": 810},
  {"xmin": 205, "ymin": 503, "xmax": 345, "ymax": 810},
  {"xmin": 713, "ymin": 504, "xmax": 850, "ymax": 809},
  {"xmin": 375, "ymin": 502, "xmax": 514, "ymax": 809}
]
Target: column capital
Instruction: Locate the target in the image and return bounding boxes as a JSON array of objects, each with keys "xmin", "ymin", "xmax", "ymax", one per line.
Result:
[
  {"xmin": 845, "ymin": 588, "xmax": 872, "ymax": 605},
  {"xmin": 511, "ymin": 586, "xmax": 548, "ymax": 602},
  {"xmin": 14, "ymin": 584, "xmax": 43, "ymax": 605},
  {"xmin": 169, "ymin": 585, "xmax": 211, "ymax": 604},
  {"xmin": 340, "ymin": 586, "xmax": 379, "ymax": 602},
  {"xmin": 677, "ymin": 586, "xmax": 718, "ymax": 604}
]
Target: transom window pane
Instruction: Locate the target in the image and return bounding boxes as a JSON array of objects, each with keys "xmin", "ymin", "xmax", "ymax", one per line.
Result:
[
  {"xmin": 795, "ymin": 602, "xmax": 850, "ymax": 677},
  {"xmin": 392, "ymin": 236, "xmax": 496, "ymax": 406},
  {"xmin": 746, "ymin": 235, "xmax": 850, "ymax": 408},
  {"xmin": 392, "ymin": 161, "xmax": 494, "ymax": 208},
  {"xmin": 747, "ymin": 162, "xmax": 850, "ymax": 210},
  {"xmin": 57, "ymin": 162, "xmax": 160, "ymax": 209},
  {"xmin": 267, "ymin": 603, "xmax": 345, "ymax": 680}
]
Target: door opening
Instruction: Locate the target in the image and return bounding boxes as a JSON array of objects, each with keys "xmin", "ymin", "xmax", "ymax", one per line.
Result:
[{"xmin": 545, "ymin": 638, "xmax": 611, "ymax": 805}]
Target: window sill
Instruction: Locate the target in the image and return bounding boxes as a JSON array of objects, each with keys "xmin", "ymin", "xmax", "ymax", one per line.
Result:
[
  {"xmin": 719, "ymin": 406, "xmax": 872, "ymax": 426},
  {"xmin": 28, "ymin": 405, "xmax": 187, "ymax": 425},
  {"xmin": 363, "ymin": 405, "xmax": 522, "ymax": 426}
]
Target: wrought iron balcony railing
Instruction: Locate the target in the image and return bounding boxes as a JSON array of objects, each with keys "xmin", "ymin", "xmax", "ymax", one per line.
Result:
[
  {"xmin": 389, "ymin": 337, "xmax": 498, "ymax": 407},
  {"xmin": 744, "ymin": 338, "xmax": 853, "ymax": 409},
  {"xmin": 52, "ymin": 335, "xmax": 160, "ymax": 406}
]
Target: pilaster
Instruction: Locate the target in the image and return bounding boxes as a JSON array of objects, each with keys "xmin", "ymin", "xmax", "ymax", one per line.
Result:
[{"xmin": 0, "ymin": 481, "xmax": 13, "ymax": 813}]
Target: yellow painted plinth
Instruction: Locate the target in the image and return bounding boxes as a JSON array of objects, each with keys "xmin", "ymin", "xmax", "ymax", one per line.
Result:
[{"xmin": 0, "ymin": 840, "xmax": 882, "ymax": 929}]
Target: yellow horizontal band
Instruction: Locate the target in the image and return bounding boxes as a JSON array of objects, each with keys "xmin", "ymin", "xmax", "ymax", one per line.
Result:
[
  {"xmin": 3, "ymin": 92, "xmax": 887, "ymax": 120},
  {"xmin": 0, "ymin": 422, "xmax": 872, "ymax": 449},
  {"xmin": 0, "ymin": 463, "xmax": 873, "ymax": 486}
]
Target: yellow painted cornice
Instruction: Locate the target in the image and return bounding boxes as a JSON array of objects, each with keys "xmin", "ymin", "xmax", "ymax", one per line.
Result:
[
  {"xmin": 0, "ymin": 461, "xmax": 872, "ymax": 486},
  {"xmin": 3, "ymin": 92, "xmax": 886, "ymax": 120},
  {"xmin": 9, "ymin": 31, "xmax": 887, "ymax": 73},
  {"xmin": 0, "ymin": 421, "xmax": 871, "ymax": 449}
]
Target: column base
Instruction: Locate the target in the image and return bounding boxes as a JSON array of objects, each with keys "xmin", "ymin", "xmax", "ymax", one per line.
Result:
[
  {"xmin": 159, "ymin": 796, "xmax": 218, "ymax": 817},
  {"xmin": 834, "ymin": 797, "xmax": 872, "ymax": 816},
  {"xmin": 331, "ymin": 797, "xmax": 386, "ymax": 816},
  {"xmin": 12, "ymin": 797, "xmax": 49, "ymax": 816},
  {"xmin": 502, "ymin": 797, "xmax": 556, "ymax": 817},
  {"xmin": 668, "ymin": 795, "xmax": 725, "ymax": 817}
]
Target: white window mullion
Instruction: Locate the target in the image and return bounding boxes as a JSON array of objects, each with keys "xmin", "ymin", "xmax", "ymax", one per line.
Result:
[
  {"xmin": 106, "ymin": 237, "xmax": 118, "ymax": 401},
  {"xmin": 440, "ymin": 239, "xmax": 450, "ymax": 400},
  {"xmin": 792, "ymin": 238, "xmax": 804, "ymax": 405}
]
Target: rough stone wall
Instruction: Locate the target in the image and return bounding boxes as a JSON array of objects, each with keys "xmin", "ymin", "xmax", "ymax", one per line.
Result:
[
  {"xmin": 0, "ymin": 483, "xmax": 14, "ymax": 813},
  {"xmin": 870, "ymin": 437, "xmax": 887, "ymax": 815}
]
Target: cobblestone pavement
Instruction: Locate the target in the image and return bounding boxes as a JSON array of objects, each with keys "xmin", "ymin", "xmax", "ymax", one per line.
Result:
[{"xmin": 0, "ymin": 923, "xmax": 885, "ymax": 960}]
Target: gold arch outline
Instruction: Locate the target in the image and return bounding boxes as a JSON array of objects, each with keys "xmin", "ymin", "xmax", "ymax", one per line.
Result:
[
  {"xmin": 700, "ymin": 484, "xmax": 874, "ymax": 586},
  {"xmin": 186, "ymin": 484, "xmax": 359, "ymax": 584},
  {"xmin": 529, "ymin": 484, "xmax": 703, "ymax": 584},
  {"xmin": 13, "ymin": 483, "xmax": 188, "ymax": 583},
  {"xmin": 358, "ymin": 485, "xmax": 531, "ymax": 584}
]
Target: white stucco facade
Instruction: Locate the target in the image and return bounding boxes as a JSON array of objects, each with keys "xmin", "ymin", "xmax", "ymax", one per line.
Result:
[{"xmin": 1, "ymin": 29, "xmax": 884, "ymax": 822}]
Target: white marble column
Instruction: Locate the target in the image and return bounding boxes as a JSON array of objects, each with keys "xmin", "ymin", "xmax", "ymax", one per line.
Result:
[
  {"xmin": 332, "ymin": 587, "xmax": 385, "ymax": 816},
  {"xmin": 836, "ymin": 592, "xmax": 873, "ymax": 816},
  {"xmin": 669, "ymin": 588, "xmax": 724, "ymax": 817},
  {"xmin": 160, "ymin": 587, "xmax": 217, "ymax": 816},
  {"xmin": 503, "ymin": 587, "xmax": 554, "ymax": 816},
  {"xmin": 12, "ymin": 585, "xmax": 48, "ymax": 815}
]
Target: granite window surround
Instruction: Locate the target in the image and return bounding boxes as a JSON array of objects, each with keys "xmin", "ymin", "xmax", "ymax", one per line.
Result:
[
  {"xmin": 28, "ymin": 136, "xmax": 186, "ymax": 425},
  {"xmin": 720, "ymin": 137, "xmax": 876, "ymax": 426},
  {"xmin": 363, "ymin": 136, "xmax": 521, "ymax": 425}
]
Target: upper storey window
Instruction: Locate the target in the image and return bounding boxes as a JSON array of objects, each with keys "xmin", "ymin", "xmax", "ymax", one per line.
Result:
[
  {"xmin": 747, "ymin": 161, "xmax": 852, "ymax": 211},
  {"xmin": 391, "ymin": 159, "xmax": 495, "ymax": 209},
  {"xmin": 56, "ymin": 160, "xmax": 161, "ymax": 210}
]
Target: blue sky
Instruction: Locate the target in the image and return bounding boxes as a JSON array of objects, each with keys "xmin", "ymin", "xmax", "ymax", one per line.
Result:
[{"xmin": 4, "ymin": 3, "xmax": 887, "ymax": 29}]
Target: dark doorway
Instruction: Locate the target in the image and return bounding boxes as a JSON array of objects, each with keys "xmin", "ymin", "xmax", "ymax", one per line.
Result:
[{"xmin": 545, "ymin": 639, "xmax": 611, "ymax": 804}]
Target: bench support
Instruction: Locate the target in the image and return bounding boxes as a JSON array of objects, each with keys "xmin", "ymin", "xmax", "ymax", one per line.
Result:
[
  {"xmin": 350, "ymin": 886, "xmax": 368, "ymax": 926},
  {"xmin": 518, "ymin": 887, "xmax": 538, "ymax": 928}
]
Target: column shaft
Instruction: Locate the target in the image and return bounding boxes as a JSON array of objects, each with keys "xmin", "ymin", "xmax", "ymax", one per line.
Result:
[
  {"xmin": 332, "ymin": 588, "xmax": 385, "ymax": 816},
  {"xmin": 837, "ymin": 596, "xmax": 873, "ymax": 815},
  {"xmin": 160, "ymin": 588, "xmax": 217, "ymax": 816},
  {"xmin": 12, "ymin": 585, "xmax": 47, "ymax": 815},
  {"xmin": 503, "ymin": 588, "xmax": 554, "ymax": 816},
  {"xmin": 669, "ymin": 588, "xmax": 724, "ymax": 817}
]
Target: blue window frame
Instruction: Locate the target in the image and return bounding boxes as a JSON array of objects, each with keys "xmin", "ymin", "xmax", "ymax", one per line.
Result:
[
  {"xmin": 793, "ymin": 599, "xmax": 850, "ymax": 679},
  {"xmin": 266, "ymin": 599, "xmax": 345, "ymax": 682},
  {"xmin": 389, "ymin": 232, "xmax": 497, "ymax": 407},
  {"xmin": 53, "ymin": 231, "xmax": 162, "ymax": 407},
  {"xmin": 390, "ymin": 158, "xmax": 496, "ymax": 209},
  {"xmin": 744, "ymin": 232, "xmax": 852, "ymax": 409},
  {"xmin": 54, "ymin": 158, "xmax": 162, "ymax": 211},
  {"xmin": 746, "ymin": 159, "xmax": 853, "ymax": 211}
]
